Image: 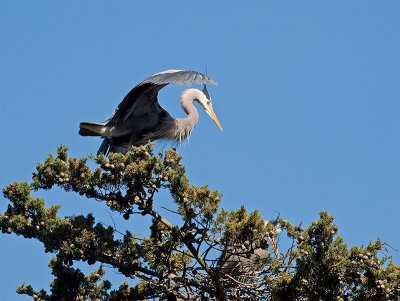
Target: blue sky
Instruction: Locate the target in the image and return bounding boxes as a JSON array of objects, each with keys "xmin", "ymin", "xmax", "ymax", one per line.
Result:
[{"xmin": 1, "ymin": 1, "xmax": 400, "ymax": 299}]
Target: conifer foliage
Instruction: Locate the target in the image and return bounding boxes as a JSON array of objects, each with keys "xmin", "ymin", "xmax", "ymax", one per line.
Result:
[{"xmin": 1, "ymin": 145, "xmax": 399, "ymax": 300}]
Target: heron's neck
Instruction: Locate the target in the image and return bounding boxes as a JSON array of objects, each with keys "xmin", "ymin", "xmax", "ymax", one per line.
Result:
[
  {"xmin": 172, "ymin": 89, "xmax": 202, "ymax": 141},
  {"xmin": 179, "ymin": 88, "xmax": 201, "ymax": 124}
]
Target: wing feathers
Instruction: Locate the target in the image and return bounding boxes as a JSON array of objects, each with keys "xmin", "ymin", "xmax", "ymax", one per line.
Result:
[
  {"xmin": 109, "ymin": 70, "xmax": 217, "ymax": 123},
  {"xmin": 140, "ymin": 70, "xmax": 217, "ymax": 87},
  {"xmin": 79, "ymin": 122, "xmax": 106, "ymax": 136}
]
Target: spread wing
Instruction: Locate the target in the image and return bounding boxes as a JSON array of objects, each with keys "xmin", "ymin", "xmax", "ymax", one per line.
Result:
[{"xmin": 107, "ymin": 70, "xmax": 218, "ymax": 125}]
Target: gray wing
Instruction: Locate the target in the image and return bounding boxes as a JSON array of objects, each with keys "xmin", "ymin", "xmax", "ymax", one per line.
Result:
[
  {"xmin": 140, "ymin": 69, "xmax": 218, "ymax": 87},
  {"xmin": 108, "ymin": 70, "xmax": 217, "ymax": 124},
  {"xmin": 219, "ymin": 245, "xmax": 268, "ymax": 275}
]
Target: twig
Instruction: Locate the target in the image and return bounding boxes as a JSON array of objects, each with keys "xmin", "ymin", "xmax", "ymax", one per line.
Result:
[
  {"xmin": 383, "ymin": 242, "xmax": 399, "ymax": 253},
  {"xmin": 224, "ymin": 273, "xmax": 264, "ymax": 287}
]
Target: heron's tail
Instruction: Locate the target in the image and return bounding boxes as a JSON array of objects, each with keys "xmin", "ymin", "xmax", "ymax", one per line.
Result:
[{"xmin": 79, "ymin": 122, "xmax": 106, "ymax": 136}]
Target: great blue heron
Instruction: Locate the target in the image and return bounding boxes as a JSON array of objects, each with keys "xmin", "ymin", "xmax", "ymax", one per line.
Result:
[
  {"xmin": 79, "ymin": 69, "xmax": 222, "ymax": 155},
  {"xmin": 218, "ymin": 219, "xmax": 281, "ymax": 277}
]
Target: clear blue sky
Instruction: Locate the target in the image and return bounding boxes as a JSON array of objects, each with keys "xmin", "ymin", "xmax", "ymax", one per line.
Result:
[{"xmin": 1, "ymin": 1, "xmax": 400, "ymax": 299}]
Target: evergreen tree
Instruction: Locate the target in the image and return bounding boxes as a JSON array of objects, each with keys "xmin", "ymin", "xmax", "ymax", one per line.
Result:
[{"xmin": 1, "ymin": 145, "xmax": 399, "ymax": 300}]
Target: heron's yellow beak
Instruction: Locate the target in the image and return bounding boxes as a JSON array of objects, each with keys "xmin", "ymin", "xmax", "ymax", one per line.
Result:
[{"xmin": 207, "ymin": 108, "xmax": 223, "ymax": 132}]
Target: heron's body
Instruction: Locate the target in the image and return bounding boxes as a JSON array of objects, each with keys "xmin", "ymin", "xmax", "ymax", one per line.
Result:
[
  {"xmin": 79, "ymin": 70, "xmax": 221, "ymax": 155},
  {"xmin": 217, "ymin": 219, "xmax": 281, "ymax": 277},
  {"xmin": 218, "ymin": 244, "xmax": 269, "ymax": 276}
]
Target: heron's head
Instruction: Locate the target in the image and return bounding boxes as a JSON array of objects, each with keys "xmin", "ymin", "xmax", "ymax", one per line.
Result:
[
  {"xmin": 199, "ymin": 85, "xmax": 223, "ymax": 131},
  {"xmin": 264, "ymin": 219, "xmax": 282, "ymax": 236}
]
